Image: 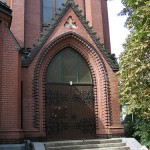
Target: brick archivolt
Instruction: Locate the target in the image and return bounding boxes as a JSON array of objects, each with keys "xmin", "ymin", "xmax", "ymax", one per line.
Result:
[{"xmin": 32, "ymin": 32, "xmax": 112, "ymax": 133}]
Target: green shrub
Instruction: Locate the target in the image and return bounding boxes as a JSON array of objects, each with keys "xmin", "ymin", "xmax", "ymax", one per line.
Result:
[{"xmin": 134, "ymin": 119, "xmax": 150, "ymax": 149}]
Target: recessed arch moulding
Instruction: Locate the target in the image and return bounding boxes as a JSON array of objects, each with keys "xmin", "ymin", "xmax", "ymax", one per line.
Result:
[{"xmin": 24, "ymin": 32, "xmax": 124, "ymax": 139}]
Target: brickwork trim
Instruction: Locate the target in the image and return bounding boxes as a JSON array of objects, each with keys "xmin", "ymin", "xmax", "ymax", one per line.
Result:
[{"xmin": 32, "ymin": 32, "xmax": 113, "ymax": 132}]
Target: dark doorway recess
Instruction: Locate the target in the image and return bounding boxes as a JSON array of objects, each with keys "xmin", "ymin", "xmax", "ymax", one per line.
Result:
[{"xmin": 45, "ymin": 48, "xmax": 96, "ymax": 140}]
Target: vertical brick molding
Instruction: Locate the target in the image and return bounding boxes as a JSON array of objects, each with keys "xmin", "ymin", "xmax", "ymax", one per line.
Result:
[
  {"xmin": 83, "ymin": 0, "xmax": 111, "ymax": 53},
  {"xmin": 85, "ymin": 0, "xmax": 92, "ymax": 27},
  {"xmin": 90, "ymin": 0, "xmax": 104, "ymax": 45},
  {"xmin": 100, "ymin": 0, "xmax": 111, "ymax": 53},
  {"xmin": 11, "ymin": 0, "xmax": 25, "ymax": 47},
  {"xmin": 0, "ymin": 21, "xmax": 3, "ymax": 117},
  {"xmin": 24, "ymin": 0, "xmax": 41, "ymax": 49},
  {"xmin": 74, "ymin": 0, "xmax": 85, "ymax": 15}
]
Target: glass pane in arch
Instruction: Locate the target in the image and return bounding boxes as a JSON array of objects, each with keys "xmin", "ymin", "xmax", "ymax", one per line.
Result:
[
  {"xmin": 46, "ymin": 48, "xmax": 92, "ymax": 84},
  {"xmin": 78, "ymin": 55, "xmax": 92, "ymax": 83},
  {"xmin": 63, "ymin": 48, "xmax": 77, "ymax": 83},
  {"xmin": 46, "ymin": 53, "xmax": 62, "ymax": 83}
]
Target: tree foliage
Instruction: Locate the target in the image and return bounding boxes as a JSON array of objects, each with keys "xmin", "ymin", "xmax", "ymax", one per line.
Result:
[
  {"xmin": 119, "ymin": 0, "xmax": 150, "ymax": 120},
  {"xmin": 118, "ymin": 0, "xmax": 150, "ymax": 147},
  {"xmin": 134, "ymin": 119, "xmax": 150, "ymax": 148}
]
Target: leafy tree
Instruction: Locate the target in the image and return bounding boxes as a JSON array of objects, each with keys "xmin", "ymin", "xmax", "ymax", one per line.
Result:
[
  {"xmin": 119, "ymin": 0, "xmax": 150, "ymax": 121},
  {"xmin": 134, "ymin": 119, "xmax": 150, "ymax": 148},
  {"xmin": 118, "ymin": 0, "xmax": 150, "ymax": 147}
]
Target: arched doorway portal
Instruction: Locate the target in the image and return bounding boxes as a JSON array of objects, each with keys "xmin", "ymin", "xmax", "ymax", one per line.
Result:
[{"xmin": 45, "ymin": 47, "xmax": 96, "ymax": 140}]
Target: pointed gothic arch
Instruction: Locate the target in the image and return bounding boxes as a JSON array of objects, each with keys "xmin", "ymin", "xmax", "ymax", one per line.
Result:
[
  {"xmin": 46, "ymin": 47, "xmax": 92, "ymax": 84},
  {"xmin": 32, "ymin": 32, "xmax": 112, "ymax": 137}
]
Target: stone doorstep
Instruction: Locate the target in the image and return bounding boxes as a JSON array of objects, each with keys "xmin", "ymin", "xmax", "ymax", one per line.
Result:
[
  {"xmin": 82, "ymin": 147, "xmax": 130, "ymax": 150},
  {"xmin": 2, "ymin": 138, "xmax": 143, "ymax": 150},
  {"xmin": 44, "ymin": 139, "xmax": 122, "ymax": 146},
  {"xmin": 44, "ymin": 138, "xmax": 131, "ymax": 150},
  {"xmin": 46, "ymin": 143, "xmax": 127, "ymax": 150},
  {"xmin": 1, "ymin": 138, "xmax": 147, "ymax": 150},
  {"xmin": 44, "ymin": 138, "xmax": 123, "ymax": 147}
]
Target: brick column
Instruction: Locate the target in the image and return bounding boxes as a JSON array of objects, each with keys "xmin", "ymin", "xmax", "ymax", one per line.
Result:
[{"xmin": 0, "ymin": 2, "xmax": 23, "ymax": 143}]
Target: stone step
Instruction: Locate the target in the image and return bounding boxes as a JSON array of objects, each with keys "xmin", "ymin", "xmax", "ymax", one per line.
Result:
[
  {"xmin": 44, "ymin": 139, "xmax": 130, "ymax": 150},
  {"xmin": 82, "ymin": 146, "xmax": 130, "ymax": 150},
  {"xmin": 45, "ymin": 142, "xmax": 126, "ymax": 150},
  {"xmin": 44, "ymin": 139, "xmax": 122, "ymax": 147}
]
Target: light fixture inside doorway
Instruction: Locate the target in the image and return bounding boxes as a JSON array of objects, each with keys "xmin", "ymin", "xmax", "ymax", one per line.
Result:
[{"xmin": 70, "ymin": 81, "xmax": 73, "ymax": 85}]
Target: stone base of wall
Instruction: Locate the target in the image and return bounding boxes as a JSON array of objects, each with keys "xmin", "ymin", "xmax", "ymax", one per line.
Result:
[
  {"xmin": 0, "ymin": 130, "xmax": 24, "ymax": 144},
  {"xmin": 0, "ymin": 144, "xmax": 25, "ymax": 150},
  {"xmin": 96, "ymin": 126, "xmax": 124, "ymax": 138}
]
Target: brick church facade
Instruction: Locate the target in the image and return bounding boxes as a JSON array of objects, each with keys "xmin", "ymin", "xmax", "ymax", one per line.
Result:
[{"xmin": 0, "ymin": 0, "xmax": 124, "ymax": 143}]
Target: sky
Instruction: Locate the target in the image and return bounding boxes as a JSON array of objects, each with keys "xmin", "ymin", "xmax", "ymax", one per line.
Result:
[{"xmin": 107, "ymin": 0, "xmax": 129, "ymax": 59}]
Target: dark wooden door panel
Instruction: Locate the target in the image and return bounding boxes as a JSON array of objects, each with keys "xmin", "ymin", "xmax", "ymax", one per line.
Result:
[
  {"xmin": 45, "ymin": 84, "xmax": 95, "ymax": 140},
  {"xmin": 46, "ymin": 85, "xmax": 71, "ymax": 140},
  {"xmin": 71, "ymin": 86, "xmax": 95, "ymax": 139}
]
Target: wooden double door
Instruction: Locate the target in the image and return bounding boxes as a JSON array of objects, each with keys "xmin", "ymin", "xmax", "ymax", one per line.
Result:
[{"xmin": 45, "ymin": 84, "xmax": 96, "ymax": 140}]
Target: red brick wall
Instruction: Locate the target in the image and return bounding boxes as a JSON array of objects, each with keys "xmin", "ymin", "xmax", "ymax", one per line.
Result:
[
  {"xmin": 104, "ymin": 64, "xmax": 120, "ymax": 123},
  {"xmin": 0, "ymin": 22, "xmax": 21, "ymax": 130},
  {"xmin": 0, "ymin": 21, "xmax": 3, "ymax": 123},
  {"xmin": 24, "ymin": 0, "xmax": 41, "ymax": 49},
  {"xmin": 21, "ymin": 68, "xmax": 35, "ymax": 130},
  {"xmin": 90, "ymin": 0, "xmax": 104, "ymax": 45},
  {"xmin": 74, "ymin": 0, "xmax": 85, "ymax": 15},
  {"xmin": 108, "ymin": 70, "xmax": 121, "ymax": 126},
  {"xmin": 0, "ymin": 15, "xmax": 23, "ymax": 142},
  {"xmin": 11, "ymin": 0, "xmax": 25, "ymax": 47},
  {"xmin": 101, "ymin": 0, "xmax": 111, "ymax": 53},
  {"xmin": 84, "ymin": 0, "xmax": 111, "ymax": 52},
  {"xmin": 84, "ymin": 0, "xmax": 92, "ymax": 27}
]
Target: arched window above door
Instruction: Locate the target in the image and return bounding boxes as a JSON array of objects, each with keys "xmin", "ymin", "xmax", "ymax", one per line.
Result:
[
  {"xmin": 43, "ymin": 0, "xmax": 66, "ymax": 26},
  {"xmin": 46, "ymin": 47, "xmax": 92, "ymax": 84}
]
